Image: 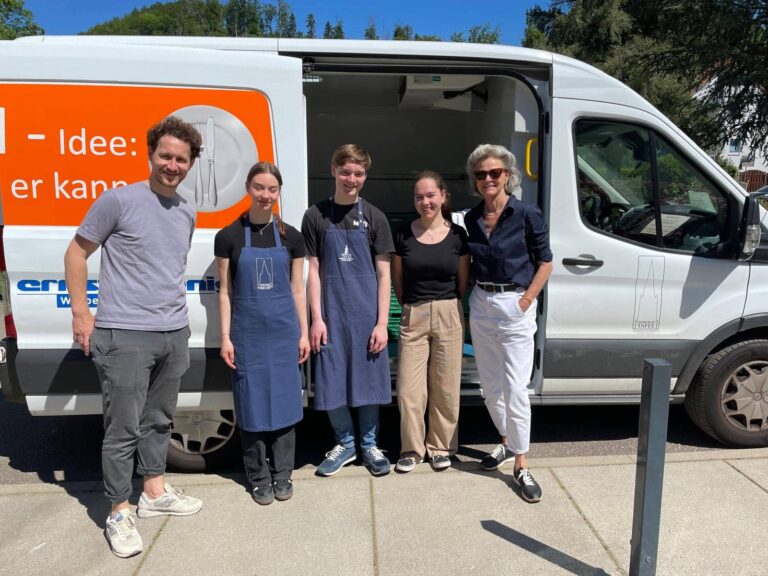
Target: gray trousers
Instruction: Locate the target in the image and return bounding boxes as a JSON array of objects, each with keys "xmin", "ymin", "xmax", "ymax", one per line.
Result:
[{"xmin": 91, "ymin": 326, "xmax": 191, "ymax": 504}]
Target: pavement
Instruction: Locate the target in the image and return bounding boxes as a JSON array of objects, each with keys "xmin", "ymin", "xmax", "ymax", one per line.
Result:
[{"xmin": 1, "ymin": 447, "xmax": 767, "ymax": 576}]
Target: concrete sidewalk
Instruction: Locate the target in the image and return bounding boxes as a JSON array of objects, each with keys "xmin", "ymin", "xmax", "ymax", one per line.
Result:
[{"xmin": 1, "ymin": 448, "xmax": 767, "ymax": 576}]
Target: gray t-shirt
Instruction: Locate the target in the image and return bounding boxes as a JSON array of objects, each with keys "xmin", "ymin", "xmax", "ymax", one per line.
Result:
[{"xmin": 77, "ymin": 181, "xmax": 196, "ymax": 331}]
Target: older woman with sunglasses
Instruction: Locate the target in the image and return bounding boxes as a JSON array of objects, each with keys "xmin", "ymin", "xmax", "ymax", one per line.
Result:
[{"xmin": 464, "ymin": 144, "xmax": 552, "ymax": 503}]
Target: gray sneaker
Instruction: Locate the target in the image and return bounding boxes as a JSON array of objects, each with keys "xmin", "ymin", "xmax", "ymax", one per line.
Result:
[
  {"xmin": 137, "ymin": 483, "xmax": 203, "ymax": 518},
  {"xmin": 431, "ymin": 455, "xmax": 451, "ymax": 471},
  {"xmin": 105, "ymin": 510, "xmax": 142, "ymax": 558},
  {"xmin": 395, "ymin": 455, "xmax": 419, "ymax": 473}
]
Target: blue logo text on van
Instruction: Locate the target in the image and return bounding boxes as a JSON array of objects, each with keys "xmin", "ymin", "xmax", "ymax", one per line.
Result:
[{"xmin": 16, "ymin": 276, "xmax": 220, "ymax": 309}]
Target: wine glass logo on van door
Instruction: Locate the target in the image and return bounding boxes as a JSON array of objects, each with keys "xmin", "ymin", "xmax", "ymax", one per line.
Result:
[{"xmin": 171, "ymin": 105, "xmax": 258, "ymax": 212}]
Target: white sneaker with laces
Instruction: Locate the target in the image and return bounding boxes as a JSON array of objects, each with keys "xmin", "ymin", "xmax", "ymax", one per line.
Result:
[
  {"xmin": 105, "ymin": 510, "xmax": 142, "ymax": 558},
  {"xmin": 137, "ymin": 483, "xmax": 203, "ymax": 518}
]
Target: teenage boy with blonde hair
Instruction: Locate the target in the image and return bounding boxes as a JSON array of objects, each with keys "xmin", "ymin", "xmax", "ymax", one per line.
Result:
[{"xmin": 301, "ymin": 144, "xmax": 394, "ymax": 476}]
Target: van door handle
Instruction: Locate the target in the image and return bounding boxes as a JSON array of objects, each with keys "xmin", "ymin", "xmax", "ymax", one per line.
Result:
[{"xmin": 562, "ymin": 257, "xmax": 604, "ymax": 268}]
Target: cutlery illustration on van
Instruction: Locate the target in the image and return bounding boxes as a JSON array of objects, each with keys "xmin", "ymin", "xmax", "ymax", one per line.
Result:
[{"xmin": 192, "ymin": 116, "xmax": 218, "ymax": 209}]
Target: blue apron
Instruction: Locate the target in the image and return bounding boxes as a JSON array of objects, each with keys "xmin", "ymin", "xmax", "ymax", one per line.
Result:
[
  {"xmin": 313, "ymin": 199, "xmax": 391, "ymax": 410},
  {"xmin": 231, "ymin": 220, "xmax": 303, "ymax": 432}
]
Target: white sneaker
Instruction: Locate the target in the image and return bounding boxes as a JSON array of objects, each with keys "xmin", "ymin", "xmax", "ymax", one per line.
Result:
[
  {"xmin": 137, "ymin": 483, "xmax": 203, "ymax": 518},
  {"xmin": 105, "ymin": 510, "xmax": 142, "ymax": 558}
]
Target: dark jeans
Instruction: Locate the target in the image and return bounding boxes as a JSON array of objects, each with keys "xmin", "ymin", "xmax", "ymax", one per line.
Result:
[
  {"xmin": 240, "ymin": 426, "xmax": 296, "ymax": 488},
  {"xmin": 91, "ymin": 326, "xmax": 190, "ymax": 504}
]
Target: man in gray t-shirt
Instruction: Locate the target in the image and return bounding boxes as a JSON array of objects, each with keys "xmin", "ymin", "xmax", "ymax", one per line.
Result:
[{"xmin": 64, "ymin": 117, "xmax": 203, "ymax": 559}]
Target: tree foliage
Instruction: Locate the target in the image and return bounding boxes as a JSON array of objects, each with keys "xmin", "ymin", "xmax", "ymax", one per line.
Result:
[
  {"xmin": 651, "ymin": 0, "xmax": 768, "ymax": 158},
  {"xmin": 453, "ymin": 23, "xmax": 501, "ymax": 44},
  {"xmin": 523, "ymin": 0, "xmax": 768, "ymax": 156},
  {"xmin": 320, "ymin": 18, "xmax": 343, "ymax": 39},
  {"xmin": 304, "ymin": 13, "xmax": 315, "ymax": 38},
  {"xmin": 81, "ymin": 0, "xmax": 503, "ymax": 45},
  {"xmin": 1, "ymin": 0, "xmax": 43, "ymax": 39},
  {"xmin": 364, "ymin": 19, "xmax": 377, "ymax": 40}
]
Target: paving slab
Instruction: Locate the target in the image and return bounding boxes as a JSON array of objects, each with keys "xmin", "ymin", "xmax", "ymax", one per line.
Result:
[
  {"xmin": 0, "ymin": 489, "xmax": 163, "ymax": 576},
  {"xmin": 554, "ymin": 461, "xmax": 768, "ymax": 576},
  {"xmin": 138, "ymin": 476, "xmax": 375, "ymax": 576},
  {"xmin": 373, "ymin": 466, "xmax": 620, "ymax": 576},
  {"xmin": 727, "ymin": 458, "xmax": 768, "ymax": 492}
]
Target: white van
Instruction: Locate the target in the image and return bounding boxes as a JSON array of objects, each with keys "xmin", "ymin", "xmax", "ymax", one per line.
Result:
[{"xmin": 1, "ymin": 37, "xmax": 766, "ymax": 469}]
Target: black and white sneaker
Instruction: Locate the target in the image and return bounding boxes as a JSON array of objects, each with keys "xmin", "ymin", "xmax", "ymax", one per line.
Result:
[
  {"xmin": 480, "ymin": 444, "xmax": 514, "ymax": 471},
  {"xmin": 512, "ymin": 468, "xmax": 542, "ymax": 503}
]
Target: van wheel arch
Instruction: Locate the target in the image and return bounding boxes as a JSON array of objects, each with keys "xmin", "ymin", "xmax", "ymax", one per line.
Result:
[{"xmin": 685, "ymin": 339, "xmax": 768, "ymax": 447}]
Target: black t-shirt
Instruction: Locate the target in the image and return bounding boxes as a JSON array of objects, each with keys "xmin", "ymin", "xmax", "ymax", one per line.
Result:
[
  {"xmin": 301, "ymin": 198, "xmax": 395, "ymax": 262},
  {"xmin": 395, "ymin": 220, "xmax": 469, "ymax": 304},
  {"xmin": 214, "ymin": 215, "xmax": 306, "ymax": 281}
]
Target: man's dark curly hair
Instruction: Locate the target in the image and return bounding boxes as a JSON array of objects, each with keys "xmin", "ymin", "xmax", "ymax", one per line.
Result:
[{"xmin": 146, "ymin": 116, "xmax": 203, "ymax": 160}]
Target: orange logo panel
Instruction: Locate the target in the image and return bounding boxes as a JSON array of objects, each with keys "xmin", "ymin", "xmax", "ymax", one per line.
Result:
[{"xmin": 0, "ymin": 84, "xmax": 275, "ymax": 228}]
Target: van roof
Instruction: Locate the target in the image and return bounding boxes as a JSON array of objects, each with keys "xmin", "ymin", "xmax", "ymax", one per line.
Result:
[{"xmin": 11, "ymin": 35, "xmax": 653, "ymax": 113}]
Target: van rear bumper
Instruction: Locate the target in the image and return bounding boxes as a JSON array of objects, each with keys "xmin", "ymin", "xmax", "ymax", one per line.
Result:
[{"xmin": 0, "ymin": 339, "xmax": 24, "ymax": 403}]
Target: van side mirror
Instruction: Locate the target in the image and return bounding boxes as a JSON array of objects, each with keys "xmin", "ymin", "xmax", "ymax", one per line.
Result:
[{"xmin": 739, "ymin": 190, "xmax": 768, "ymax": 260}]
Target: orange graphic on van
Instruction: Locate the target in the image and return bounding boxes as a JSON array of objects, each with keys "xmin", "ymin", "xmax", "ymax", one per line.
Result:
[{"xmin": 0, "ymin": 84, "xmax": 274, "ymax": 228}]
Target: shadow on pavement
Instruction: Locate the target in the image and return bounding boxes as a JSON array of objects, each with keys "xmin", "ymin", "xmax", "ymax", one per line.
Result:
[{"xmin": 481, "ymin": 520, "xmax": 613, "ymax": 576}]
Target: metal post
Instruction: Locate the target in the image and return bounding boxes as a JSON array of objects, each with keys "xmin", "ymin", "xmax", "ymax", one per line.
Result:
[{"xmin": 629, "ymin": 358, "xmax": 671, "ymax": 576}]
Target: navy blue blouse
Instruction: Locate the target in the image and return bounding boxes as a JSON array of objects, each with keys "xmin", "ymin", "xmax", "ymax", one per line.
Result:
[{"xmin": 465, "ymin": 195, "xmax": 553, "ymax": 287}]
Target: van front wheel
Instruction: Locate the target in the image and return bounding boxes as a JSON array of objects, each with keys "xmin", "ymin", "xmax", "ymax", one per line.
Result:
[
  {"xmin": 685, "ymin": 340, "xmax": 768, "ymax": 447},
  {"xmin": 167, "ymin": 409, "xmax": 239, "ymax": 471}
]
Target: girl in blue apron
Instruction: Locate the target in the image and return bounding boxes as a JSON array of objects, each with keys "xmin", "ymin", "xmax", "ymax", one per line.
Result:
[{"xmin": 215, "ymin": 162, "xmax": 309, "ymax": 505}]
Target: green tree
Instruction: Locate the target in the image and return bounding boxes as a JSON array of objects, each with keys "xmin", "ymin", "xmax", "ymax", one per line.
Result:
[
  {"xmin": 332, "ymin": 18, "xmax": 344, "ymax": 39},
  {"xmin": 649, "ymin": 0, "xmax": 768, "ymax": 157},
  {"xmin": 364, "ymin": 19, "xmax": 377, "ymax": 40},
  {"xmin": 450, "ymin": 23, "xmax": 500, "ymax": 44},
  {"xmin": 275, "ymin": 0, "xmax": 294, "ymax": 36},
  {"xmin": 321, "ymin": 18, "xmax": 343, "ymax": 39},
  {"xmin": 222, "ymin": 0, "xmax": 262, "ymax": 37},
  {"xmin": 305, "ymin": 13, "xmax": 315, "ymax": 38},
  {"xmin": 261, "ymin": 2, "xmax": 276, "ymax": 35},
  {"xmin": 392, "ymin": 24, "xmax": 414, "ymax": 40},
  {"xmin": 467, "ymin": 23, "xmax": 500, "ymax": 44},
  {"xmin": 322, "ymin": 20, "xmax": 333, "ymax": 39},
  {"xmin": 522, "ymin": 1, "xmax": 724, "ymax": 153},
  {"xmin": 0, "ymin": 0, "xmax": 43, "ymax": 39}
]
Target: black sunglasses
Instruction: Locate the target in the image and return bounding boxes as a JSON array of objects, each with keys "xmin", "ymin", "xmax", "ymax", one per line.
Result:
[{"xmin": 473, "ymin": 168, "xmax": 506, "ymax": 180}]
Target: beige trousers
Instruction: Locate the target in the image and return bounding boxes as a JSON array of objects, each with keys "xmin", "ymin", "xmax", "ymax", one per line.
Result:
[{"xmin": 397, "ymin": 298, "xmax": 463, "ymax": 459}]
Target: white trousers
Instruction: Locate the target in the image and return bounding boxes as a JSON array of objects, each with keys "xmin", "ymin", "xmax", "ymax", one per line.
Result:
[{"xmin": 469, "ymin": 289, "xmax": 537, "ymax": 455}]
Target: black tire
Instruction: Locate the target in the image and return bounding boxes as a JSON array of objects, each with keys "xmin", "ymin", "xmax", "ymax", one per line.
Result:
[
  {"xmin": 166, "ymin": 409, "xmax": 239, "ymax": 472},
  {"xmin": 685, "ymin": 340, "xmax": 768, "ymax": 447}
]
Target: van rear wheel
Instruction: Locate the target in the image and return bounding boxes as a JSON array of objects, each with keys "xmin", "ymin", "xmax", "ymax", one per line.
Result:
[
  {"xmin": 167, "ymin": 409, "xmax": 238, "ymax": 471},
  {"xmin": 685, "ymin": 340, "xmax": 768, "ymax": 447}
]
